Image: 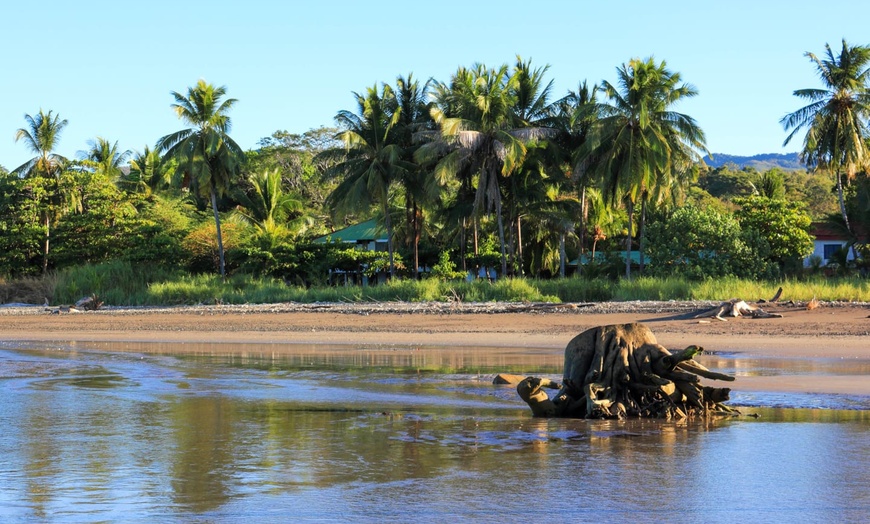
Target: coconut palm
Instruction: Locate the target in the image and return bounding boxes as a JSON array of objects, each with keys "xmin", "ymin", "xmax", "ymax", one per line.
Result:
[
  {"xmin": 80, "ymin": 137, "xmax": 131, "ymax": 180},
  {"xmin": 576, "ymin": 57, "xmax": 707, "ymax": 278},
  {"xmin": 233, "ymin": 168, "xmax": 308, "ymax": 246},
  {"xmin": 13, "ymin": 109, "xmax": 70, "ymax": 272},
  {"xmin": 393, "ymin": 74, "xmax": 436, "ymax": 278},
  {"xmin": 123, "ymin": 146, "xmax": 168, "ymax": 196},
  {"xmin": 157, "ymin": 80, "xmax": 245, "ymax": 278},
  {"xmin": 13, "ymin": 109, "xmax": 69, "ymax": 179},
  {"xmin": 323, "ymin": 84, "xmax": 411, "ymax": 277},
  {"xmin": 781, "ymin": 40, "xmax": 870, "ymax": 237},
  {"xmin": 548, "ymin": 81, "xmax": 601, "ymax": 273},
  {"xmin": 423, "ymin": 60, "xmax": 554, "ymax": 276}
]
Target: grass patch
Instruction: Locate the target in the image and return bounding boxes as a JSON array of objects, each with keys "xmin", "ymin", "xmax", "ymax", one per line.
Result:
[{"xmin": 7, "ymin": 264, "xmax": 870, "ymax": 306}]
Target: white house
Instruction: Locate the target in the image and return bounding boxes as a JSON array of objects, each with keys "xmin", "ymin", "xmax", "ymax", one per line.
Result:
[{"xmin": 805, "ymin": 223, "xmax": 861, "ymax": 267}]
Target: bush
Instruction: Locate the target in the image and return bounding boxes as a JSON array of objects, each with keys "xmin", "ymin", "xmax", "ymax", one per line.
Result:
[{"xmin": 646, "ymin": 205, "xmax": 774, "ymax": 280}]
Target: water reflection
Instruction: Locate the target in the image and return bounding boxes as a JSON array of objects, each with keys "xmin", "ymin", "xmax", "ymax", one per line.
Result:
[{"xmin": 0, "ymin": 341, "xmax": 868, "ymax": 521}]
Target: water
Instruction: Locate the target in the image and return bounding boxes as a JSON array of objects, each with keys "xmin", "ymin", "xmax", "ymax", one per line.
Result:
[{"xmin": 1, "ymin": 342, "xmax": 868, "ymax": 522}]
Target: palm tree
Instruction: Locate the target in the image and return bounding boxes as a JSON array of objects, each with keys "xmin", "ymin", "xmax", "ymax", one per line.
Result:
[
  {"xmin": 13, "ymin": 109, "xmax": 69, "ymax": 272},
  {"xmin": 424, "ymin": 61, "xmax": 549, "ymax": 276},
  {"xmin": 576, "ymin": 57, "xmax": 707, "ymax": 278},
  {"xmin": 323, "ymin": 84, "xmax": 411, "ymax": 277},
  {"xmin": 549, "ymin": 81, "xmax": 600, "ymax": 273},
  {"xmin": 157, "ymin": 80, "xmax": 245, "ymax": 278},
  {"xmin": 80, "ymin": 137, "xmax": 131, "ymax": 179},
  {"xmin": 234, "ymin": 168, "xmax": 308, "ymax": 246},
  {"xmin": 393, "ymin": 74, "xmax": 436, "ymax": 278},
  {"xmin": 781, "ymin": 40, "xmax": 870, "ymax": 238},
  {"xmin": 123, "ymin": 146, "xmax": 167, "ymax": 196}
]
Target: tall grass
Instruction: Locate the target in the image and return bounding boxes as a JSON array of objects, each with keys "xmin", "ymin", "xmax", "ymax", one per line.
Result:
[
  {"xmin": 12, "ymin": 263, "xmax": 870, "ymax": 306},
  {"xmin": 54, "ymin": 261, "xmax": 182, "ymax": 305}
]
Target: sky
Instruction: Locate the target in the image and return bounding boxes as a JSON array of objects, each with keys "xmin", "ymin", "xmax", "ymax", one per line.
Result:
[{"xmin": 3, "ymin": 0, "xmax": 870, "ymax": 171}]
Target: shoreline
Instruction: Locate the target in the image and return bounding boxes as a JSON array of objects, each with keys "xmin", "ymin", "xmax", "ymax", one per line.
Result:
[{"xmin": 2, "ymin": 300, "xmax": 869, "ymax": 398}]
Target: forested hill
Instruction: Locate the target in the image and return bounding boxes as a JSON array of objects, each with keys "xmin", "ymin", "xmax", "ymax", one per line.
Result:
[{"xmin": 703, "ymin": 152, "xmax": 804, "ymax": 171}]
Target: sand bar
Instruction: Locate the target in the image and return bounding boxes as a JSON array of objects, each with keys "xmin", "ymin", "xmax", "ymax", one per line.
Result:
[{"xmin": 1, "ymin": 301, "xmax": 868, "ymax": 397}]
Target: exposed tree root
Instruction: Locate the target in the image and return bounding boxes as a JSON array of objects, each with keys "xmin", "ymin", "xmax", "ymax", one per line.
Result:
[{"xmin": 516, "ymin": 323, "xmax": 739, "ymax": 420}]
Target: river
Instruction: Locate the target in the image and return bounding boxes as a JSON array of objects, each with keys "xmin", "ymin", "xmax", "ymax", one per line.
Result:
[{"xmin": 1, "ymin": 341, "xmax": 868, "ymax": 522}]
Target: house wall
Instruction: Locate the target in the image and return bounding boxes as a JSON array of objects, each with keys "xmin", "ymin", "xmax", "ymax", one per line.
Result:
[{"xmin": 805, "ymin": 239, "xmax": 856, "ymax": 267}]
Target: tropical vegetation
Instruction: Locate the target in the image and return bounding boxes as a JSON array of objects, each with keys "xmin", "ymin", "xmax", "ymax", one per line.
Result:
[{"xmin": 1, "ymin": 42, "xmax": 869, "ymax": 305}]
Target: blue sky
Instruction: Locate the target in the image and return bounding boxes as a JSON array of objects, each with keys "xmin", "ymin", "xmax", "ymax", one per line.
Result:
[{"xmin": 3, "ymin": 0, "xmax": 869, "ymax": 171}]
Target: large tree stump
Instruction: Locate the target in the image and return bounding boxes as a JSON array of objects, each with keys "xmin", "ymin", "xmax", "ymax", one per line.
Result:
[{"xmin": 518, "ymin": 323, "xmax": 738, "ymax": 420}]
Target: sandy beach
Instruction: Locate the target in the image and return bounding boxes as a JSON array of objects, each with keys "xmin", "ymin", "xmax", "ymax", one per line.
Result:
[{"xmin": 1, "ymin": 300, "xmax": 869, "ymax": 397}]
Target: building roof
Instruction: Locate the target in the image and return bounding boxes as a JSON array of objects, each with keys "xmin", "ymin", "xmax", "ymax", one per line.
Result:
[
  {"xmin": 810, "ymin": 222, "xmax": 868, "ymax": 242},
  {"xmin": 569, "ymin": 250, "xmax": 644, "ymax": 266},
  {"xmin": 313, "ymin": 219, "xmax": 387, "ymax": 244}
]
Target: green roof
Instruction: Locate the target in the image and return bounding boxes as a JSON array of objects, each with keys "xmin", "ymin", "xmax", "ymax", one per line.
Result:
[
  {"xmin": 569, "ymin": 250, "xmax": 644, "ymax": 266},
  {"xmin": 313, "ymin": 219, "xmax": 387, "ymax": 243}
]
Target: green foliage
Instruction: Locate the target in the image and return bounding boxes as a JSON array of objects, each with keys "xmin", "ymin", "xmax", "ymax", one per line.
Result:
[
  {"xmin": 535, "ymin": 276, "xmax": 614, "ymax": 302},
  {"xmin": 0, "ymin": 173, "xmax": 44, "ymax": 277},
  {"xmin": 53, "ymin": 260, "xmax": 182, "ymax": 305},
  {"xmin": 157, "ymin": 80, "xmax": 246, "ymax": 277},
  {"xmin": 646, "ymin": 206, "xmax": 774, "ymax": 279},
  {"xmin": 51, "ymin": 170, "xmax": 142, "ymax": 268},
  {"xmin": 430, "ymin": 251, "xmax": 466, "ymax": 281},
  {"xmin": 734, "ymin": 195, "xmax": 814, "ymax": 268}
]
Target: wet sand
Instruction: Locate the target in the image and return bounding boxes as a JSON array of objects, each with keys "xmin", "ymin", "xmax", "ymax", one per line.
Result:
[{"xmin": 1, "ymin": 301, "xmax": 868, "ymax": 396}]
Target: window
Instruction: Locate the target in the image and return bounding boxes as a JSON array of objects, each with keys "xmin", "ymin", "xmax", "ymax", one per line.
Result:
[{"xmin": 823, "ymin": 244, "xmax": 842, "ymax": 260}]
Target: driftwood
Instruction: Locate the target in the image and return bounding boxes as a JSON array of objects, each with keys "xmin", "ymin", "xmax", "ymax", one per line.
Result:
[
  {"xmin": 694, "ymin": 299, "xmax": 782, "ymax": 321},
  {"xmin": 515, "ymin": 323, "xmax": 738, "ymax": 420},
  {"xmin": 48, "ymin": 294, "xmax": 103, "ymax": 314},
  {"xmin": 75, "ymin": 295, "xmax": 103, "ymax": 311}
]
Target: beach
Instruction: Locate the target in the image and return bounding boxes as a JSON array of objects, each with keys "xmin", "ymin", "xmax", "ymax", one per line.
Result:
[{"xmin": 1, "ymin": 300, "xmax": 868, "ymax": 397}]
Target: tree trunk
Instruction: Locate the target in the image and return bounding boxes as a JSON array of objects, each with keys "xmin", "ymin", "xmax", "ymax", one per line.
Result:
[
  {"xmin": 473, "ymin": 217, "xmax": 479, "ymax": 256},
  {"xmin": 578, "ymin": 186, "xmax": 587, "ymax": 276},
  {"xmin": 639, "ymin": 195, "xmax": 647, "ymax": 275},
  {"xmin": 411, "ymin": 200, "xmax": 420, "ymax": 280},
  {"xmin": 834, "ymin": 168, "xmax": 860, "ymax": 260},
  {"xmin": 497, "ymin": 197, "xmax": 507, "ymax": 278},
  {"xmin": 625, "ymin": 198, "xmax": 634, "ymax": 280},
  {"xmin": 559, "ymin": 229, "xmax": 566, "ymax": 278},
  {"xmin": 210, "ymin": 187, "xmax": 226, "ymax": 279},
  {"xmin": 516, "ymin": 214, "xmax": 523, "ymax": 276},
  {"xmin": 384, "ymin": 202, "xmax": 395, "ymax": 279},
  {"xmin": 43, "ymin": 215, "xmax": 50, "ymax": 274},
  {"xmin": 460, "ymin": 217, "xmax": 467, "ymax": 271}
]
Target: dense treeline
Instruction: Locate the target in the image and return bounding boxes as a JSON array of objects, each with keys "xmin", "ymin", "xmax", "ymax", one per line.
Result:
[{"xmin": 2, "ymin": 42, "xmax": 869, "ymax": 295}]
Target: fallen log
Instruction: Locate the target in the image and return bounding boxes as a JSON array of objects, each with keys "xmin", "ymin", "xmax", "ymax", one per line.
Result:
[
  {"xmin": 516, "ymin": 323, "xmax": 739, "ymax": 420},
  {"xmin": 694, "ymin": 299, "xmax": 782, "ymax": 321}
]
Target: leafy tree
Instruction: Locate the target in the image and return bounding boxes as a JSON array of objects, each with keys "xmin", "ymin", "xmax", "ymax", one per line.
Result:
[
  {"xmin": 0, "ymin": 172, "xmax": 43, "ymax": 276},
  {"xmin": 646, "ymin": 206, "xmax": 772, "ymax": 279},
  {"xmin": 157, "ymin": 80, "xmax": 245, "ymax": 278},
  {"xmin": 734, "ymin": 195, "xmax": 814, "ymax": 270},
  {"xmin": 182, "ymin": 220, "xmax": 245, "ymax": 274},
  {"xmin": 781, "ymin": 40, "xmax": 870, "ymax": 240},
  {"xmin": 576, "ymin": 57, "xmax": 707, "ymax": 279},
  {"xmin": 249, "ymin": 127, "xmax": 339, "ymax": 219},
  {"xmin": 51, "ymin": 169, "xmax": 140, "ymax": 268},
  {"xmin": 12, "ymin": 109, "xmax": 70, "ymax": 272}
]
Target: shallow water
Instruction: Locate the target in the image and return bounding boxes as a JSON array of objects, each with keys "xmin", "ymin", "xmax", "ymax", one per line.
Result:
[{"xmin": 1, "ymin": 341, "xmax": 868, "ymax": 522}]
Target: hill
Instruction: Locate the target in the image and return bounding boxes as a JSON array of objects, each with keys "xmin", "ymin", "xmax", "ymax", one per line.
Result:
[{"xmin": 703, "ymin": 152, "xmax": 804, "ymax": 171}]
